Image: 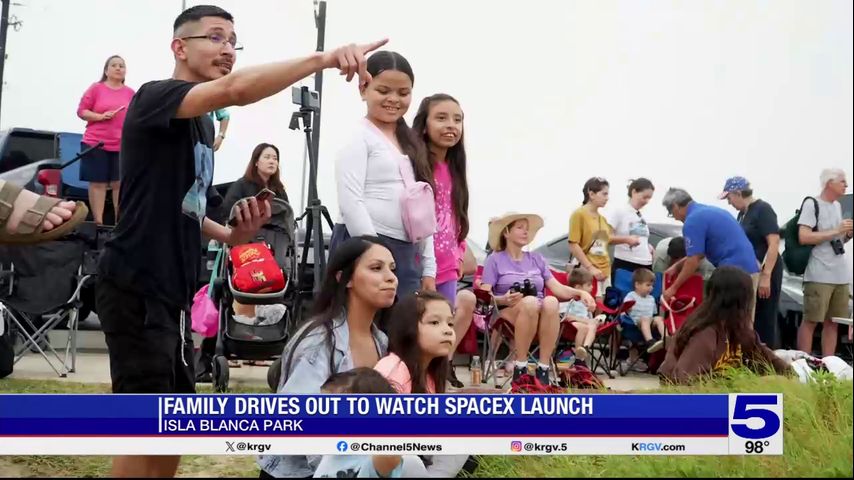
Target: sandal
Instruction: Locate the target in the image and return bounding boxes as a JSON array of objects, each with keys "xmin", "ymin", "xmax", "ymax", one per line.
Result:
[{"xmin": 0, "ymin": 181, "xmax": 89, "ymax": 244}]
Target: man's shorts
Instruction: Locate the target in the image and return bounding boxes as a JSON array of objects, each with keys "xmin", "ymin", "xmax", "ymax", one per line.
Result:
[
  {"xmin": 95, "ymin": 278, "xmax": 195, "ymax": 393},
  {"xmin": 803, "ymin": 282, "xmax": 850, "ymax": 324}
]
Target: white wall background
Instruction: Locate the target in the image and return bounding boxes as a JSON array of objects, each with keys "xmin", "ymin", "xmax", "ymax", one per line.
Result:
[{"xmin": 3, "ymin": 0, "xmax": 851, "ymax": 246}]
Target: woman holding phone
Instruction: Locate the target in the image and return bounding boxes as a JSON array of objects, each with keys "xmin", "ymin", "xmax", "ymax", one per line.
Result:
[
  {"xmin": 223, "ymin": 143, "xmax": 289, "ymax": 218},
  {"xmin": 218, "ymin": 143, "xmax": 289, "ymax": 367},
  {"xmin": 76, "ymin": 54, "xmax": 135, "ymax": 225}
]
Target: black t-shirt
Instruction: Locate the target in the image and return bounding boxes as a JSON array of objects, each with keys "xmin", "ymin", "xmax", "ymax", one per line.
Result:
[
  {"xmin": 99, "ymin": 79, "xmax": 215, "ymax": 309},
  {"xmin": 737, "ymin": 199, "xmax": 779, "ymax": 265}
]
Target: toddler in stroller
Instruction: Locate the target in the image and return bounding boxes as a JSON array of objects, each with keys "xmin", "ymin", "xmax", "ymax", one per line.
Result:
[{"xmin": 199, "ymin": 198, "xmax": 297, "ymax": 392}]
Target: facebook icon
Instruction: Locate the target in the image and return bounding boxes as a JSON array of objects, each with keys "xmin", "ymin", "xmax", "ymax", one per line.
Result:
[{"xmin": 336, "ymin": 441, "xmax": 348, "ymax": 452}]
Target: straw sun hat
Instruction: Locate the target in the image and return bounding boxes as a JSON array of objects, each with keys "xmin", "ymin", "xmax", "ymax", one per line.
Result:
[{"xmin": 487, "ymin": 212, "xmax": 544, "ymax": 252}]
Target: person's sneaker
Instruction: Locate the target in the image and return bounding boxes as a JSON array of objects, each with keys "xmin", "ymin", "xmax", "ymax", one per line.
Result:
[
  {"xmin": 448, "ymin": 364, "xmax": 464, "ymax": 389},
  {"xmin": 630, "ymin": 359, "xmax": 649, "ymax": 373},
  {"xmin": 536, "ymin": 365, "xmax": 552, "ymax": 386},
  {"xmin": 512, "ymin": 364, "xmax": 528, "ymax": 383},
  {"xmin": 647, "ymin": 339, "xmax": 664, "ymax": 354},
  {"xmin": 575, "ymin": 346, "xmax": 589, "ymax": 361}
]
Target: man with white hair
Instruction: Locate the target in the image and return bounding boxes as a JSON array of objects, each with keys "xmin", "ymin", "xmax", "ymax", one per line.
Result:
[{"xmin": 796, "ymin": 168, "xmax": 853, "ymax": 356}]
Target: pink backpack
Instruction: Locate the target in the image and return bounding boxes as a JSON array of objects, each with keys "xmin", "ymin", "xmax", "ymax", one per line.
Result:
[
  {"xmin": 191, "ymin": 248, "xmax": 222, "ymax": 338},
  {"xmin": 397, "ymin": 154, "xmax": 436, "ymax": 243}
]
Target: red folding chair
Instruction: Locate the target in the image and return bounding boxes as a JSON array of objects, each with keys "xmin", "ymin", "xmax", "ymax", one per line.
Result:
[
  {"xmin": 552, "ymin": 270, "xmax": 628, "ymax": 379},
  {"xmin": 660, "ymin": 274, "xmax": 704, "ymax": 334},
  {"xmin": 479, "ymin": 266, "xmax": 562, "ymax": 389},
  {"xmin": 469, "ymin": 264, "xmax": 514, "ymax": 389},
  {"xmin": 456, "ymin": 266, "xmax": 486, "ymax": 356},
  {"xmin": 646, "ymin": 273, "xmax": 704, "ymax": 373}
]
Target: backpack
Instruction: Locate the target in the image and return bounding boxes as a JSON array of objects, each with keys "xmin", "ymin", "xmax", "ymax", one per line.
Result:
[{"xmin": 781, "ymin": 197, "xmax": 819, "ymax": 275}]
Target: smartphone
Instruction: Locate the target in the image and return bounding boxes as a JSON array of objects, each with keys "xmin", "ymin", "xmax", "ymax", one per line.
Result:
[
  {"xmin": 255, "ymin": 188, "xmax": 276, "ymax": 203},
  {"xmin": 228, "ymin": 189, "xmax": 276, "ymax": 226}
]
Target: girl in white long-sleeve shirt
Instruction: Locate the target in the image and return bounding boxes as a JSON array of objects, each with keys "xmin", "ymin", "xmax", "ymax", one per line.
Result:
[{"xmin": 332, "ymin": 51, "xmax": 436, "ymax": 297}]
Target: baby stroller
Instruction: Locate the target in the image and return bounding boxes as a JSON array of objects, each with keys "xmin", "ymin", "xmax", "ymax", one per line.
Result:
[{"xmin": 208, "ymin": 198, "xmax": 297, "ymax": 392}]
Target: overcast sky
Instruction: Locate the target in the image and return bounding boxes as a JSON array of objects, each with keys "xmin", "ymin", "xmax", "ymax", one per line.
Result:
[{"xmin": 3, "ymin": 0, "xmax": 852, "ymax": 246}]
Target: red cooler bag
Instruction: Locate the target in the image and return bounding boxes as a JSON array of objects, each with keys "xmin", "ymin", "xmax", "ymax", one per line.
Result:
[{"xmin": 230, "ymin": 243, "xmax": 285, "ymax": 293}]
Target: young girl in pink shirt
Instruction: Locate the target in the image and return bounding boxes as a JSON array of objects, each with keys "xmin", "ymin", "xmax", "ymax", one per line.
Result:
[
  {"xmin": 412, "ymin": 94, "xmax": 476, "ymax": 388},
  {"xmin": 374, "ymin": 290, "xmax": 474, "ymax": 476},
  {"xmin": 374, "ymin": 290, "xmax": 455, "ymax": 394}
]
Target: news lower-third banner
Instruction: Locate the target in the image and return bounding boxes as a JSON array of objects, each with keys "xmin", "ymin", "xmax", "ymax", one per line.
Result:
[{"xmin": 0, "ymin": 393, "xmax": 782, "ymax": 455}]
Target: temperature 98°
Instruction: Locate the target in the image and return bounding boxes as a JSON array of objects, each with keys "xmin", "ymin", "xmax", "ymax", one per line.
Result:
[{"xmin": 745, "ymin": 440, "xmax": 770, "ymax": 454}]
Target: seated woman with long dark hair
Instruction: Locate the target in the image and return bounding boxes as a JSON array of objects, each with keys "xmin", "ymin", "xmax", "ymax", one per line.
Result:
[
  {"xmin": 257, "ymin": 235, "xmax": 397, "ymax": 478},
  {"xmin": 659, "ymin": 266, "xmax": 791, "ymax": 384},
  {"xmin": 224, "ymin": 142, "xmax": 289, "ymax": 212}
]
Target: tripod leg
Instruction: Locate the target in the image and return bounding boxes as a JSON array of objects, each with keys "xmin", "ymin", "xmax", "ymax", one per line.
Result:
[
  {"xmin": 320, "ymin": 206, "xmax": 334, "ymax": 230},
  {"xmin": 311, "ymin": 206, "xmax": 325, "ymax": 294},
  {"xmin": 300, "ymin": 211, "xmax": 314, "ymax": 290}
]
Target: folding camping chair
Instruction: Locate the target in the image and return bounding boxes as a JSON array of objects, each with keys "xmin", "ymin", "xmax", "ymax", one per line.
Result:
[
  {"xmin": 0, "ymin": 223, "xmax": 105, "ymax": 378},
  {"xmin": 550, "ymin": 270, "xmax": 632, "ymax": 379},
  {"xmin": 660, "ymin": 273, "xmax": 704, "ymax": 334},
  {"xmin": 0, "ymin": 236, "xmax": 99, "ymax": 378},
  {"xmin": 608, "ymin": 268, "xmax": 664, "ymax": 375},
  {"xmin": 467, "ymin": 265, "xmax": 506, "ymax": 388},
  {"xmin": 643, "ymin": 273, "xmax": 705, "ymax": 373},
  {"xmin": 478, "ymin": 266, "xmax": 564, "ymax": 389}
]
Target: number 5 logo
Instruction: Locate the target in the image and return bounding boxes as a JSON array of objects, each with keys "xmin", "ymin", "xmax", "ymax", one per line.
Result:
[{"xmin": 731, "ymin": 395, "xmax": 781, "ymax": 439}]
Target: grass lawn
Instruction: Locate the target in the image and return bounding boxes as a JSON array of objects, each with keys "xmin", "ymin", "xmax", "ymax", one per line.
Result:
[{"xmin": 0, "ymin": 371, "xmax": 851, "ymax": 478}]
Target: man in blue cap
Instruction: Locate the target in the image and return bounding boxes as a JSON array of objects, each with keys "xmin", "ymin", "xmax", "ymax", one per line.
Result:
[
  {"xmin": 719, "ymin": 176, "xmax": 783, "ymax": 347},
  {"xmin": 661, "ymin": 187, "xmax": 760, "ymax": 308}
]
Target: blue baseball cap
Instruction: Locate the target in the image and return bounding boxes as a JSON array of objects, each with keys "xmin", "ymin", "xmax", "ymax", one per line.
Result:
[{"xmin": 718, "ymin": 176, "xmax": 750, "ymax": 199}]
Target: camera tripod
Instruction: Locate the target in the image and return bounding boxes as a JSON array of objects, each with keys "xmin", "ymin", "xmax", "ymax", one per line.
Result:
[{"xmin": 290, "ymin": 107, "xmax": 333, "ymax": 312}]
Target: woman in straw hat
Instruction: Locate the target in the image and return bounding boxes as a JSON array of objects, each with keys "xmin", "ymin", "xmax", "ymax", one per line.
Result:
[{"xmin": 480, "ymin": 213, "xmax": 596, "ymax": 386}]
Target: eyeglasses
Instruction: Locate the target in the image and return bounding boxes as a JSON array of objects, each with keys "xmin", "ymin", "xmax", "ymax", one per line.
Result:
[{"xmin": 181, "ymin": 33, "xmax": 243, "ymax": 51}]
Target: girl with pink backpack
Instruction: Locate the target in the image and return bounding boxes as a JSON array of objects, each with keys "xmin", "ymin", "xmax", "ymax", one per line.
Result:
[{"xmin": 332, "ymin": 51, "xmax": 436, "ymax": 298}]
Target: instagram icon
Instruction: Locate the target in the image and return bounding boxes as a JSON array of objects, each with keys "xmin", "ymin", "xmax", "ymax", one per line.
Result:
[{"xmin": 510, "ymin": 441, "xmax": 523, "ymax": 452}]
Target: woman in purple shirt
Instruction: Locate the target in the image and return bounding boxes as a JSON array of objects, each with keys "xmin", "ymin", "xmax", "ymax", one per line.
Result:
[{"xmin": 481, "ymin": 213, "xmax": 595, "ymax": 386}]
